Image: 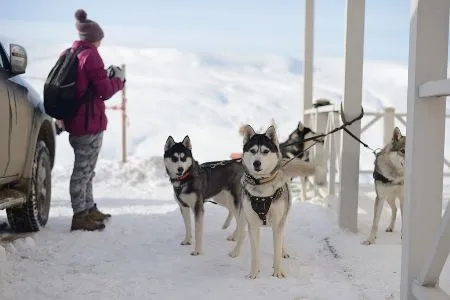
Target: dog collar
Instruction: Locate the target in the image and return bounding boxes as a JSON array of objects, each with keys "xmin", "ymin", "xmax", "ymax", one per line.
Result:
[
  {"xmin": 243, "ymin": 171, "xmax": 278, "ymax": 186},
  {"xmin": 170, "ymin": 172, "xmax": 191, "ymax": 183}
]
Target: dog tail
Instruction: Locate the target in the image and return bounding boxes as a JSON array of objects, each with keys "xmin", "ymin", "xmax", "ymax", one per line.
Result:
[{"xmin": 238, "ymin": 124, "xmax": 248, "ymax": 137}]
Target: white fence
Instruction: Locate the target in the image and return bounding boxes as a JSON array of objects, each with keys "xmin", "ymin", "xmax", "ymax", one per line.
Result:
[{"xmin": 302, "ymin": 103, "xmax": 450, "ymax": 201}]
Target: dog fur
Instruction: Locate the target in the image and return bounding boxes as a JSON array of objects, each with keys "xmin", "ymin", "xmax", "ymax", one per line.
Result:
[
  {"xmin": 362, "ymin": 127, "xmax": 405, "ymax": 245},
  {"xmin": 279, "ymin": 121, "xmax": 325, "ymax": 201},
  {"xmin": 164, "ymin": 135, "xmax": 244, "ymax": 255},
  {"xmin": 229, "ymin": 123, "xmax": 327, "ymax": 279}
]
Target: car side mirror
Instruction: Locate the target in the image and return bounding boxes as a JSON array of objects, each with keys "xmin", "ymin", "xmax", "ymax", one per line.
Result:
[{"xmin": 9, "ymin": 44, "xmax": 27, "ymax": 75}]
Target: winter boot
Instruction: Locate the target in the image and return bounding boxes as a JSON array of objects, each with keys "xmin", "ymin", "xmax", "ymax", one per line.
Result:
[
  {"xmin": 71, "ymin": 210, "xmax": 105, "ymax": 231},
  {"xmin": 88, "ymin": 204, "xmax": 111, "ymax": 222}
]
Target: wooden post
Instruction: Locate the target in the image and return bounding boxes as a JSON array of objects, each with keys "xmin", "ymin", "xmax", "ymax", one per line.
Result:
[
  {"xmin": 121, "ymin": 64, "xmax": 127, "ymax": 164},
  {"xmin": 383, "ymin": 107, "xmax": 395, "ymax": 145},
  {"xmin": 303, "ymin": 0, "xmax": 314, "ymax": 126},
  {"xmin": 400, "ymin": 0, "xmax": 449, "ymax": 299},
  {"xmin": 328, "ymin": 112, "xmax": 337, "ymax": 196},
  {"xmin": 338, "ymin": 0, "xmax": 365, "ymax": 233}
]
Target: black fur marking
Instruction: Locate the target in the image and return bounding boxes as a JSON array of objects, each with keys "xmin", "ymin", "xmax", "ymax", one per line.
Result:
[
  {"xmin": 280, "ymin": 126, "xmax": 313, "ymax": 159},
  {"xmin": 244, "ymin": 187, "xmax": 283, "ymax": 225},
  {"xmin": 169, "ymin": 158, "xmax": 244, "ymax": 211},
  {"xmin": 164, "ymin": 142, "xmax": 192, "ymax": 159},
  {"xmin": 243, "ymin": 134, "xmax": 278, "ymax": 153}
]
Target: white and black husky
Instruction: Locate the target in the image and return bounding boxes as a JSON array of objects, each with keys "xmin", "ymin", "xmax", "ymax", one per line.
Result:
[
  {"xmin": 279, "ymin": 121, "xmax": 325, "ymax": 201},
  {"xmin": 164, "ymin": 135, "xmax": 244, "ymax": 256},
  {"xmin": 229, "ymin": 123, "xmax": 327, "ymax": 279},
  {"xmin": 362, "ymin": 127, "xmax": 405, "ymax": 245}
]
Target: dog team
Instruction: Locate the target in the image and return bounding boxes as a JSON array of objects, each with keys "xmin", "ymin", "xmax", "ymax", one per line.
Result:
[{"xmin": 163, "ymin": 117, "xmax": 406, "ymax": 279}]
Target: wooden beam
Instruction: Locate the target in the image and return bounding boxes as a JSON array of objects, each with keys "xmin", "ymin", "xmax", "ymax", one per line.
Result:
[
  {"xmin": 338, "ymin": 0, "xmax": 365, "ymax": 233},
  {"xmin": 400, "ymin": 0, "xmax": 450, "ymax": 299},
  {"xmin": 303, "ymin": 0, "xmax": 314, "ymax": 116},
  {"xmin": 412, "ymin": 282, "xmax": 450, "ymax": 300},
  {"xmin": 417, "ymin": 201, "xmax": 450, "ymax": 287},
  {"xmin": 419, "ymin": 79, "xmax": 450, "ymax": 98}
]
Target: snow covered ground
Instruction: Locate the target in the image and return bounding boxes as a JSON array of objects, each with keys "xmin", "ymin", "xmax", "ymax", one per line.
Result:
[{"xmin": 1, "ymin": 45, "xmax": 450, "ymax": 299}]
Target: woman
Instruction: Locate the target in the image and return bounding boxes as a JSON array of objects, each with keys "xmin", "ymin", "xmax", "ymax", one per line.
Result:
[{"xmin": 60, "ymin": 9, "xmax": 125, "ymax": 231}]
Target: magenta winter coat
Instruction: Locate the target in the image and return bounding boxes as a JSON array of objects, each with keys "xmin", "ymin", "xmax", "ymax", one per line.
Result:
[{"xmin": 63, "ymin": 40, "xmax": 124, "ymax": 136}]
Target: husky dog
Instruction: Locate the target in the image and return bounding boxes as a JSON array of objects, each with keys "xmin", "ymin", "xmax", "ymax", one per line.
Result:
[
  {"xmin": 229, "ymin": 123, "xmax": 327, "ymax": 279},
  {"xmin": 279, "ymin": 121, "xmax": 325, "ymax": 201},
  {"xmin": 164, "ymin": 135, "xmax": 244, "ymax": 255},
  {"xmin": 362, "ymin": 127, "xmax": 405, "ymax": 245}
]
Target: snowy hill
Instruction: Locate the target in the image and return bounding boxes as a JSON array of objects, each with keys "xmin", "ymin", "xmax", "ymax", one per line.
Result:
[{"xmin": 22, "ymin": 45, "xmax": 414, "ymax": 171}]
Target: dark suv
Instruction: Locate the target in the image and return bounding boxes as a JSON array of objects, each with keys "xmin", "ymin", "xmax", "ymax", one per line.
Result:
[{"xmin": 0, "ymin": 41, "xmax": 56, "ymax": 233}]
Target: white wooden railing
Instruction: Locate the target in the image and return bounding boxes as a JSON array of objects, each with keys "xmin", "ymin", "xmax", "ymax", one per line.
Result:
[
  {"xmin": 400, "ymin": 1, "xmax": 450, "ymax": 299},
  {"xmin": 302, "ymin": 103, "xmax": 450, "ymax": 202}
]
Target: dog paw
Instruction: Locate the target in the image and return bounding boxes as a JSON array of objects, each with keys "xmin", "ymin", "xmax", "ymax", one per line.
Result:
[
  {"xmin": 227, "ymin": 235, "xmax": 237, "ymax": 242},
  {"xmin": 362, "ymin": 239, "xmax": 375, "ymax": 246},
  {"xmin": 385, "ymin": 227, "xmax": 394, "ymax": 232},
  {"xmin": 272, "ymin": 269, "xmax": 286, "ymax": 279},
  {"xmin": 190, "ymin": 250, "xmax": 203, "ymax": 256},
  {"xmin": 180, "ymin": 240, "xmax": 192, "ymax": 245},
  {"xmin": 247, "ymin": 270, "xmax": 260, "ymax": 280},
  {"xmin": 228, "ymin": 249, "xmax": 240, "ymax": 258}
]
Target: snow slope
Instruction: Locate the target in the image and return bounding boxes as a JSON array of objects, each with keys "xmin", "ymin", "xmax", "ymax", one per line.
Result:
[{"xmin": 1, "ymin": 45, "xmax": 450, "ymax": 299}]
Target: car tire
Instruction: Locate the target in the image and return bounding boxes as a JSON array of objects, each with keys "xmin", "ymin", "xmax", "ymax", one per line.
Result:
[{"xmin": 6, "ymin": 140, "xmax": 52, "ymax": 233}]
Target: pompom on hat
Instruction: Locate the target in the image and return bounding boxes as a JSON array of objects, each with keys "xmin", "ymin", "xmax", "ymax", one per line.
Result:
[{"xmin": 74, "ymin": 9, "xmax": 104, "ymax": 43}]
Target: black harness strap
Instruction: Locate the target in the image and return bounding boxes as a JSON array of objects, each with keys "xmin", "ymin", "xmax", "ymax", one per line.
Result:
[
  {"xmin": 373, "ymin": 169, "xmax": 393, "ymax": 184},
  {"xmin": 244, "ymin": 187, "xmax": 283, "ymax": 225},
  {"xmin": 170, "ymin": 172, "xmax": 192, "ymax": 208}
]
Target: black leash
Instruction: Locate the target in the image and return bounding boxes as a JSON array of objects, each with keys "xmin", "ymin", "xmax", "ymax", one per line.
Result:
[{"xmin": 279, "ymin": 102, "xmax": 378, "ymax": 169}]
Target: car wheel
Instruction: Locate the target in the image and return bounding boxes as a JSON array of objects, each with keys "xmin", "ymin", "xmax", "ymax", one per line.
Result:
[{"xmin": 7, "ymin": 140, "xmax": 52, "ymax": 232}]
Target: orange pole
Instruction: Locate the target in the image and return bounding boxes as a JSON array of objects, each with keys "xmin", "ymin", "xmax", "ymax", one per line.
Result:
[{"xmin": 121, "ymin": 64, "xmax": 127, "ymax": 163}]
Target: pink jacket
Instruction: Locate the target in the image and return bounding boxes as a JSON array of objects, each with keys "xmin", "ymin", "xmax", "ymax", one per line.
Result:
[{"xmin": 63, "ymin": 40, "xmax": 124, "ymax": 136}]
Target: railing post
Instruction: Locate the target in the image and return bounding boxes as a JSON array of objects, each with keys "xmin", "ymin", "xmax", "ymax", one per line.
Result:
[
  {"xmin": 328, "ymin": 112, "xmax": 337, "ymax": 196},
  {"xmin": 383, "ymin": 107, "xmax": 395, "ymax": 145},
  {"xmin": 303, "ymin": 0, "xmax": 314, "ymax": 125},
  {"xmin": 313, "ymin": 109, "xmax": 328, "ymax": 197},
  {"xmin": 338, "ymin": 0, "xmax": 365, "ymax": 233},
  {"xmin": 401, "ymin": 0, "xmax": 449, "ymax": 299}
]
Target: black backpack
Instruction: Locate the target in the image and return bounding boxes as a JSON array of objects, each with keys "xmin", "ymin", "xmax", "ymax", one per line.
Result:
[{"xmin": 43, "ymin": 46, "xmax": 91, "ymax": 121}]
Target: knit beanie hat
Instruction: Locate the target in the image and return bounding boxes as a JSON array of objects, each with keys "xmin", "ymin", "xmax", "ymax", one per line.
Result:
[{"xmin": 75, "ymin": 9, "xmax": 104, "ymax": 43}]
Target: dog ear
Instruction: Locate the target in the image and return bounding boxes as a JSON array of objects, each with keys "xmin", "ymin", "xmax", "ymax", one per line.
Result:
[
  {"xmin": 265, "ymin": 125, "xmax": 278, "ymax": 144},
  {"xmin": 297, "ymin": 121, "xmax": 304, "ymax": 131},
  {"xmin": 240, "ymin": 124, "xmax": 256, "ymax": 144},
  {"xmin": 392, "ymin": 127, "xmax": 402, "ymax": 141},
  {"xmin": 181, "ymin": 135, "xmax": 192, "ymax": 150},
  {"xmin": 164, "ymin": 136, "xmax": 176, "ymax": 151}
]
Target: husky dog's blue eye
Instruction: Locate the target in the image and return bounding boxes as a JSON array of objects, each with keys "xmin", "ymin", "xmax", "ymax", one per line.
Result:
[
  {"xmin": 250, "ymin": 149, "xmax": 257, "ymax": 154},
  {"xmin": 180, "ymin": 156, "xmax": 186, "ymax": 162},
  {"xmin": 400, "ymin": 149, "xmax": 405, "ymax": 154},
  {"xmin": 262, "ymin": 149, "xmax": 269, "ymax": 154},
  {"xmin": 171, "ymin": 157, "xmax": 178, "ymax": 163}
]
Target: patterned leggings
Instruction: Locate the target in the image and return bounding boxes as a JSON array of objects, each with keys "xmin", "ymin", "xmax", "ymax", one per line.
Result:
[{"xmin": 69, "ymin": 132, "xmax": 103, "ymax": 214}]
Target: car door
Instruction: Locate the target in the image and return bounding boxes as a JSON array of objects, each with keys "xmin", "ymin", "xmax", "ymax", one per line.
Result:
[
  {"xmin": 4, "ymin": 78, "xmax": 33, "ymax": 177},
  {"xmin": 0, "ymin": 43, "xmax": 33, "ymax": 178},
  {"xmin": 0, "ymin": 75, "xmax": 11, "ymax": 178}
]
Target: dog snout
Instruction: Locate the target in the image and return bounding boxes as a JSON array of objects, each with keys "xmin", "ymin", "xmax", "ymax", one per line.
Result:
[
  {"xmin": 253, "ymin": 160, "xmax": 261, "ymax": 169},
  {"xmin": 177, "ymin": 167, "xmax": 184, "ymax": 173}
]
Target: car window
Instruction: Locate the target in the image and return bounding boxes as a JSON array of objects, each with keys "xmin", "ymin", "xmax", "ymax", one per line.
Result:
[{"xmin": 0, "ymin": 42, "xmax": 9, "ymax": 70}]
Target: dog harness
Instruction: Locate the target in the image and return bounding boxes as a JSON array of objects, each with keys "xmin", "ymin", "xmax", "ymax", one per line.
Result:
[
  {"xmin": 372, "ymin": 169, "xmax": 393, "ymax": 184},
  {"xmin": 170, "ymin": 172, "xmax": 191, "ymax": 207},
  {"xmin": 244, "ymin": 187, "xmax": 283, "ymax": 225}
]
